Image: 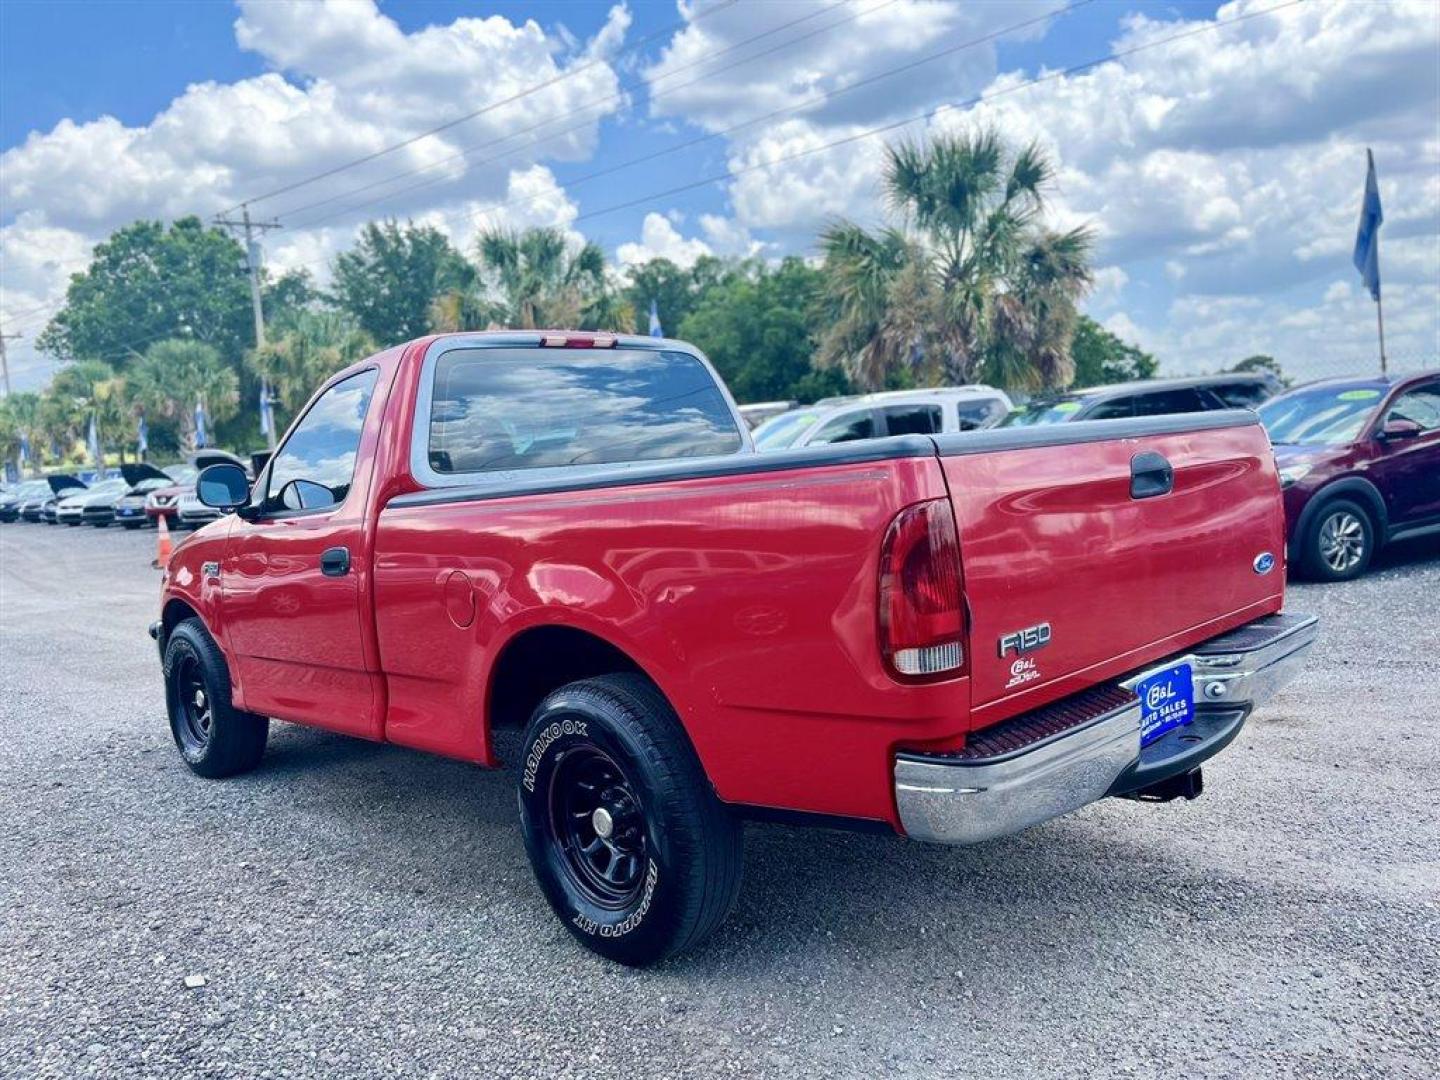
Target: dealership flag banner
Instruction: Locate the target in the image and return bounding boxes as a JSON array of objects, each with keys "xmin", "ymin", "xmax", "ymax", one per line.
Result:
[
  {"xmin": 137, "ymin": 415, "xmax": 148, "ymax": 458},
  {"xmin": 649, "ymin": 298, "xmax": 663, "ymax": 338},
  {"xmin": 87, "ymin": 413, "xmax": 101, "ymax": 470},
  {"xmin": 1353, "ymin": 148, "xmax": 1386, "ymax": 370},
  {"xmin": 259, "ymin": 379, "xmax": 275, "ymax": 438},
  {"xmin": 195, "ymin": 400, "xmax": 208, "ymax": 449}
]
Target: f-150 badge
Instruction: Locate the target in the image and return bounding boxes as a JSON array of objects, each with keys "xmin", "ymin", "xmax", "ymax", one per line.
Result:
[{"xmin": 999, "ymin": 622, "xmax": 1052, "ymax": 657}]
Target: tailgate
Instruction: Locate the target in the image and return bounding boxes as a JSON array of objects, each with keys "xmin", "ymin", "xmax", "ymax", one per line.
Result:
[{"xmin": 936, "ymin": 412, "xmax": 1287, "ymax": 721}]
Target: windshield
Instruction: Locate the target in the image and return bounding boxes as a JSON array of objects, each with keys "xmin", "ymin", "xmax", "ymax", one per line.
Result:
[
  {"xmin": 999, "ymin": 399, "xmax": 1085, "ymax": 427},
  {"xmin": 753, "ymin": 410, "xmax": 820, "ymax": 449},
  {"xmin": 1258, "ymin": 385, "xmax": 1385, "ymax": 446},
  {"xmin": 88, "ymin": 480, "xmax": 127, "ymax": 496}
]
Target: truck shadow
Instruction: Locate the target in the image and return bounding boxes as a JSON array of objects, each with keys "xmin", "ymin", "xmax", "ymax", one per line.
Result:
[{"xmin": 236, "ymin": 722, "xmax": 1252, "ymax": 982}]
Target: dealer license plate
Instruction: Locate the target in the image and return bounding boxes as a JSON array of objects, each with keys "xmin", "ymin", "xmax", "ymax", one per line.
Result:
[{"xmin": 1137, "ymin": 662, "xmax": 1194, "ymax": 747}]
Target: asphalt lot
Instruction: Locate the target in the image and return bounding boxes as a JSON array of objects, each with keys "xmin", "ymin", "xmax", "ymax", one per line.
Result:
[{"xmin": 1, "ymin": 523, "xmax": 1436, "ymax": 1079}]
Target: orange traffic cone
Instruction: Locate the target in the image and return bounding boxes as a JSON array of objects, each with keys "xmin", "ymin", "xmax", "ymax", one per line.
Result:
[{"xmin": 152, "ymin": 514, "xmax": 173, "ymax": 569}]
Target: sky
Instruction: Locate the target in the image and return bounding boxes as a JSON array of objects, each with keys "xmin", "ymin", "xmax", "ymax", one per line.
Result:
[{"xmin": 1, "ymin": 0, "xmax": 1437, "ymax": 392}]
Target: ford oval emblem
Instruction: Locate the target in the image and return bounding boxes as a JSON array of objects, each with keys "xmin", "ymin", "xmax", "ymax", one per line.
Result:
[{"xmin": 1253, "ymin": 551, "xmax": 1276, "ymax": 575}]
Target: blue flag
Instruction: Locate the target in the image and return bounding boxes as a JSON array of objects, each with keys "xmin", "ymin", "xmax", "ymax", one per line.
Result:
[
  {"xmin": 87, "ymin": 413, "xmax": 102, "ymax": 469},
  {"xmin": 648, "ymin": 298, "xmax": 663, "ymax": 338},
  {"xmin": 137, "ymin": 415, "xmax": 148, "ymax": 458},
  {"xmin": 19, "ymin": 434, "xmax": 29, "ymax": 465},
  {"xmin": 195, "ymin": 400, "xmax": 207, "ymax": 449},
  {"xmin": 259, "ymin": 379, "xmax": 274, "ymax": 438},
  {"xmin": 1353, "ymin": 148, "xmax": 1383, "ymax": 302}
]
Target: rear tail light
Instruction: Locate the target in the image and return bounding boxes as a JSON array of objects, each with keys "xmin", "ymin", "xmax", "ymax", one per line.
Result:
[{"xmin": 878, "ymin": 499, "xmax": 966, "ymax": 681}]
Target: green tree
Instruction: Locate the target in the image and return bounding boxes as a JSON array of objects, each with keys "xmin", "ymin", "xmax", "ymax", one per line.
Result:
[
  {"xmin": 468, "ymin": 226, "xmax": 617, "ymax": 331},
  {"xmin": 1230, "ymin": 354, "xmax": 1289, "ymax": 386},
  {"xmin": 128, "ymin": 339, "xmax": 239, "ymax": 455},
  {"xmin": 248, "ymin": 310, "xmax": 377, "ymax": 426},
  {"xmin": 332, "ymin": 220, "xmax": 473, "ymax": 345},
  {"xmin": 0, "ymin": 392, "xmax": 44, "ymax": 474},
  {"xmin": 44, "ymin": 360, "xmax": 125, "ymax": 469},
  {"xmin": 1069, "ymin": 316, "xmax": 1158, "ymax": 387},
  {"xmin": 817, "ymin": 129, "xmax": 1093, "ymax": 391},
  {"xmin": 677, "ymin": 258, "xmax": 845, "ymax": 403},
  {"xmin": 623, "ymin": 257, "xmax": 703, "ymax": 336},
  {"xmin": 37, "ymin": 217, "xmax": 253, "ymax": 369}
]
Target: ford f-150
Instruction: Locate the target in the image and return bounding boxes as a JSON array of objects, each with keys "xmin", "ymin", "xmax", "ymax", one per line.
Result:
[{"xmin": 152, "ymin": 331, "xmax": 1317, "ymax": 965}]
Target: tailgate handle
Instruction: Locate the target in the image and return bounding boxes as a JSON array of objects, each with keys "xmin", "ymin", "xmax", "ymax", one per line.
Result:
[
  {"xmin": 320, "ymin": 546, "xmax": 351, "ymax": 577},
  {"xmin": 1130, "ymin": 451, "xmax": 1174, "ymax": 500}
]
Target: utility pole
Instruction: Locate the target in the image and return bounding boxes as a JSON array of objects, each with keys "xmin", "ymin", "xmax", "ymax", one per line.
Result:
[
  {"xmin": 213, "ymin": 205, "xmax": 282, "ymax": 448},
  {"xmin": 0, "ymin": 329, "xmax": 20, "ymax": 397}
]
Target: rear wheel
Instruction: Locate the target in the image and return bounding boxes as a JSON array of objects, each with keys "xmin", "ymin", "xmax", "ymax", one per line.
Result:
[
  {"xmin": 163, "ymin": 618, "xmax": 268, "ymax": 778},
  {"xmin": 1303, "ymin": 498, "xmax": 1375, "ymax": 581},
  {"xmin": 517, "ymin": 674, "xmax": 743, "ymax": 966}
]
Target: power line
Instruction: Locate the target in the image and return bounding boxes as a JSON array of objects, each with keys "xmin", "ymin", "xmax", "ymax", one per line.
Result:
[
  {"xmin": 221, "ymin": 0, "xmax": 742, "ymax": 215},
  {"xmin": 279, "ymin": 0, "xmax": 879, "ymax": 226},
  {"xmin": 325, "ymin": 0, "xmax": 1092, "ymax": 239}
]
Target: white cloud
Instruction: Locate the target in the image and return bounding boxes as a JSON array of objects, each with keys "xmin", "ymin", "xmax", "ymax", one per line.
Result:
[
  {"xmin": 0, "ymin": 0, "xmax": 631, "ymax": 387},
  {"xmin": 616, "ymin": 212, "xmax": 712, "ymax": 268}
]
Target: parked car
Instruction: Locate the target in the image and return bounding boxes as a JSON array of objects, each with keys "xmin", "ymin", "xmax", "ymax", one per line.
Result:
[
  {"xmin": 146, "ymin": 457, "xmax": 239, "ymax": 528},
  {"xmin": 752, "ymin": 387, "xmax": 1013, "ymax": 451},
  {"xmin": 0, "ymin": 480, "xmax": 49, "ymax": 523},
  {"xmin": 115, "ymin": 474, "xmax": 179, "ymax": 528},
  {"xmin": 58, "ymin": 478, "xmax": 127, "ymax": 525},
  {"xmin": 1258, "ymin": 371, "xmax": 1440, "ymax": 581},
  {"xmin": 79, "ymin": 464, "xmax": 176, "ymax": 527},
  {"xmin": 26, "ymin": 475, "xmax": 86, "ymax": 523},
  {"xmin": 999, "ymin": 373, "xmax": 1281, "ymax": 427},
  {"xmin": 153, "ymin": 330, "xmax": 1315, "ymax": 966},
  {"xmin": 736, "ymin": 400, "xmax": 796, "ymax": 429}
]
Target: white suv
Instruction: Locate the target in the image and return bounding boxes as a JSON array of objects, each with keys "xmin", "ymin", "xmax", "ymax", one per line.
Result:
[{"xmin": 753, "ymin": 387, "xmax": 1013, "ymax": 451}]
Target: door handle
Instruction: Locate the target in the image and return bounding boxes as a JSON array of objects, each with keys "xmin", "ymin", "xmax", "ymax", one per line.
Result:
[
  {"xmin": 1130, "ymin": 451, "xmax": 1174, "ymax": 500},
  {"xmin": 320, "ymin": 546, "xmax": 351, "ymax": 577}
]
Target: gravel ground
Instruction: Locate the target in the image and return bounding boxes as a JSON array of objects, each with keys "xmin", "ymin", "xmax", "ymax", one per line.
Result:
[{"xmin": 1, "ymin": 522, "xmax": 1437, "ymax": 1079}]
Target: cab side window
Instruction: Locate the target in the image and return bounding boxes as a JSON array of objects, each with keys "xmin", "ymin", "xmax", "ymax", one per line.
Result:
[
  {"xmin": 266, "ymin": 369, "xmax": 379, "ymax": 512},
  {"xmin": 1086, "ymin": 398, "xmax": 1134, "ymax": 420},
  {"xmin": 808, "ymin": 410, "xmax": 876, "ymax": 445},
  {"xmin": 880, "ymin": 404, "xmax": 942, "ymax": 436},
  {"xmin": 956, "ymin": 399, "xmax": 1004, "ymax": 430},
  {"xmin": 1386, "ymin": 385, "xmax": 1440, "ymax": 432},
  {"xmin": 1131, "ymin": 389, "xmax": 1207, "ymax": 417}
]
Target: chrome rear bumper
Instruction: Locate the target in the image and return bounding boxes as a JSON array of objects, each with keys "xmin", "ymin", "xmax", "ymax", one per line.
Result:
[{"xmin": 894, "ymin": 611, "xmax": 1318, "ymax": 845}]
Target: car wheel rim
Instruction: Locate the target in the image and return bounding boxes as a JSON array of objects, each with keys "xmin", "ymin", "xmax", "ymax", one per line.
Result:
[
  {"xmin": 547, "ymin": 743, "xmax": 647, "ymax": 909},
  {"xmin": 1319, "ymin": 510, "xmax": 1365, "ymax": 573},
  {"xmin": 175, "ymin": 656, "xmax": 213, "ymax": 751}
]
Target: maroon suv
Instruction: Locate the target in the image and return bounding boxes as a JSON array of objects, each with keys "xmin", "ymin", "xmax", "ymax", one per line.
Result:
[{"xmin": 1258, "ymin": 371, "xmax": 1440, "ymax": 580}]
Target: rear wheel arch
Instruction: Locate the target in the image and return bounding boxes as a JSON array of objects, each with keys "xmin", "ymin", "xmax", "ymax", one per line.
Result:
[
  {"xmin": 484, "ymin": 625, "xmax": 709, "ymax": 770},
  {"xmin": 1294, "ymin": 477, "xmax": 1388, "ymax": 547}
]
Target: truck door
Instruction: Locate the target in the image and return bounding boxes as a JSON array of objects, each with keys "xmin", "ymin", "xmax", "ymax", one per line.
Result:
[{"xmin": 222, "ymin": 368, "xmax": 383, "ymax": 737}]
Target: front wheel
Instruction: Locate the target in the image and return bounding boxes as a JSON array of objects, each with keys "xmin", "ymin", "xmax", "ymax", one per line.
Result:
[
  {"xmin": 517, "ymin": 674, "xmax": 743, "ymax": 966},
  {"xmin": 1303, "ymin": 498, "xmax": 1375, "ymax": 581},
  {"xmin": 163, "ymin": 618, "xmax": 268, "ymax": 777}
]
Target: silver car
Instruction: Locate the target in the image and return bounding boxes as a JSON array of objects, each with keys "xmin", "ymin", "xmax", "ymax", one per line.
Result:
[{"xmin": 753, "ymin": 387, "xmax": 1014, "ymax": 452}]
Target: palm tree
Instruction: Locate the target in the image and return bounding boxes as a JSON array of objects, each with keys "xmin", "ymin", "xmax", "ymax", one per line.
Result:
[
  {"xmin": 0, "ymin": 392, "xmax": 43, "ymax": 473},
  {"xmin": 817, "ymin": 129, "xmax": 1093, "ymax": 391},
  {"xmin": 128, "ymin": 339, "xmax": 239, "ymax": 455},
  {"xmin": 44, "ymin": 359, "xmax": 122, "ymax": 469},
  {"xmin": 249, "ymin": 311, "xmax": 378, "ymax": 416},
  {"xmin": 472, "ymin": 227, "xmax": 613, "ymax": 330}
]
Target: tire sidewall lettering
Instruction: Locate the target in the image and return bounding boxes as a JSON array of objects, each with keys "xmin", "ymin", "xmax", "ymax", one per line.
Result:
[
  {"xmin": 521, "ymin": 717, "xmax": 587, "ymax": 793},
  {"xmin": 570, "ymin": 859, "xmax": 660, "ymax": 938}
]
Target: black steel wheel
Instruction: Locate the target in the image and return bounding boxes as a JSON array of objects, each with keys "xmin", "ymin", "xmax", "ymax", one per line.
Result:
[
  {"xmin": 164, "ymin": 618, "xmax": 268, "ymax": 778},
  {"xmin": 517, "ymin": 674, "xmax": 743, "ymax": 966},
  {"xmin": 548, "ymin": 744, "xmax": 648, "ymax": 909}
]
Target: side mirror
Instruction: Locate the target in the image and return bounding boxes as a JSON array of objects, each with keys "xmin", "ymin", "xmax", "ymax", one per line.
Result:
[
  {"xmin": 1379, "ymin": 417, "xmax": 1423, "ymax": 441},
  {"xmin": 196, "ymin": 463, "xmax": 251, "ymax": 509}
]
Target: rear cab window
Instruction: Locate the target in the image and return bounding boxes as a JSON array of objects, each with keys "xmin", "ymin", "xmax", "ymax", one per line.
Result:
[
  {"xmin": 880, "ymin": 404, "xmax": 942, "ymax": 436},
  {"xmin": 422, "ymin": 347, "xmax": 742, "ymax": 478}
]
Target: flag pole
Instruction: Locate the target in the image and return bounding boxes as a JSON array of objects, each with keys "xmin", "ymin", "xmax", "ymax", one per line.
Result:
[{"xmin": 1375, "ymin": 294, "xmax": 1387, "ymax": 374}]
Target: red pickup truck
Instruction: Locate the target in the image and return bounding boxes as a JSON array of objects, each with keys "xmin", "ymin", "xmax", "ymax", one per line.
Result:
[{"xmin": 153, "ymin": 331, "xmax": 1316, "ymax": 965}]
